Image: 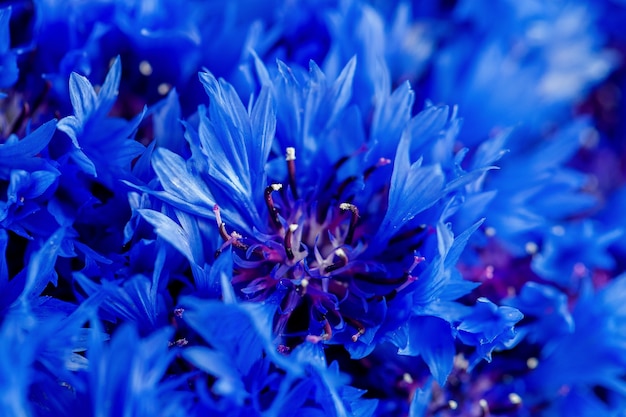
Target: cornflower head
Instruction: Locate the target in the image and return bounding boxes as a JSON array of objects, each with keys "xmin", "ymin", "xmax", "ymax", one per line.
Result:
[
  {"xmin": 393, "ymin": 274, "xmax": 626, "ymax": 417},
  {"xmin": 423, "ymin": 275, "xmax": 626, "ymax": 416},
  {"xmin": 129, "ymin": 54, "xmax": 522, "ymax": 389},
  {"xmin": 520, "ymin": 274, "xmax": 626, "ymax": 416},
  {"xmin": 430, "ymin": 0, "xmax": 615, "ymax": 146}
]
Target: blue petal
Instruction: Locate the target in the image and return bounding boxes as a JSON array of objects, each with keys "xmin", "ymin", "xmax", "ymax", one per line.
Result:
[
  {"xmin": 138, "ymin": 209, "xmax": 196, "ymax": 263},
  {"xmin": 68, "ymin": 72, "xmax": 97, "ymax": 122},
  {"xmin": 0, "ymin": 120, "xmax": 57, "ymax": 168},
  {"xmin": 399, "ymin": 316, "xmax": 454, "ymax": 386},
  {"xmin": 150, "ymin": 147, "xmax": 216, "ymax": 210},
  {"xmin": 96, "ymin": 56, "xmax": 121, "ymax": 117}
]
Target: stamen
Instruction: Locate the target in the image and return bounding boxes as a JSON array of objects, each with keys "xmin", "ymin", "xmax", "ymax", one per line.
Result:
[
  {"xmin": 305, "ymin": 318, "xmax": 333, "ymax": 343},
  {"xmin": 394, "ymin": 274, "xmax": 418, "ymax": 293},
  {"xmin": 324, "ymin": 248, "xmax": 349, "ymax": 274},
  {"xmin": 432, "ymin": 400, "xmax": 458, "ymax": 413},
  {"xmin": 479, "ymin": 399, "xmax": 491, "ymax": 417},
  {"xmin": 343, "ymin": 316, "xmax": 366, "ymax": 342},
  {"xmin": 284, "ymin": 224, "xmax": 298, "ymax": 260},
  {"xmin": 158, "ymin": 83, "xmax": 172, "ymax": 95},
  {"xmin": 213, "ymin": 204, "xmax": 230, "ymax": 241},
  {"xmin": 264, "ymin": 184, "xmax": 283, "ymax": 229},
  {"xmin": 363, "ymin": 157, "xmax": 391, "ymax": 181},
  {"xmin": 139, "ymin": 60, "xmax": 153, "ymax": 76},
  {"xmin": 370, "ymin": 257, "xmax": 424, "ymax": 301},
  {"xmin": 285, "ymin": 147, "xmax": 299, "ymax": 200},
  {"xmin": 277, "ymin": 345, "xmax": 291, "ymax": 354},
  {"xmin": 525, "ymin": 241, "xmax": 538, "ymax": 255},
  {"xmin": 296, "ymin": 278, "xmax": 309, "ymax": 296},
  {"xmin": 322, "ymin": 146, "xmax": 368, "ymax": 192},
  {"xmin": 408, "ymin": 256, "xmax": 425, "ymax": 275},
  {"xmin": 508, "ymin": 393, "xmax": 522, "ymax": 405},
  {"xmin": 333, "ymin": 155, "xmax": 351, "ymax": 170},
  {"xmin": 173, "ymin": 308, "xmax": 184, "ymax": 318},
  {"xmin": 168, "ymin": 338, "xmax": 188, "ymax": 348},
  {"xmin": 213, "ymin": 205, "xmax": 248, "ymax": 257},
  {"xmin": 351, "ymin": 327, "xmax": 365, "ymax": 342},
  {"xmin": 215, "ymin": 233, "xmax": 242, "ymax": 258},
  {"xmin": 402, "ymin": 373, "xmax": 414, "ymax": 384},
  {"xmin": 527, "ymin": 357, "xmax": 539, "ymax": 369},
  {"xmin": 340, "ymin": 203, "xmax": 359, "ymax": 245}
]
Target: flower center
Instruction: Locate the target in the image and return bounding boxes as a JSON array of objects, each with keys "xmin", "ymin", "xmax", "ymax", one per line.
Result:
[{"xmin": 214, "ymin": 147, "xmax": 425, "ymax": 350}]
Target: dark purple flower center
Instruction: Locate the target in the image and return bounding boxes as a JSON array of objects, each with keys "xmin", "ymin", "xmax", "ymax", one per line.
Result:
[{"xmin": 214, "ymin": 147, "xmax": 426, "ymax": 350}]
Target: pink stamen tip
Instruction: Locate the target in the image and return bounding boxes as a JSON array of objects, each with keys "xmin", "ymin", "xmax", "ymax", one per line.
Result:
[
  {"xmin": 306, "ymin": 335, "xmax": 324, "ymax": 344},
  {"xmin": 277, "ymin": 345, "xmax": 291, "ymax": 354},
  {"xmin": 213, "ymin": 205, "xmax": 223, "ymax": 224},
  {"xmin": 377, "ymin": 158, "xmax": 391, "ymax": 167}
]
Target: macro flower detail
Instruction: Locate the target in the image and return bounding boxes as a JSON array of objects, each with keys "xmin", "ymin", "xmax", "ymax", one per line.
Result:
[
  {"xmin": 133, "ymin": 57, "xmax": 522, "ymax": 383},
  {"xmin": 4, "ymin": 1, "xmax": 626, "ymax": 416}
]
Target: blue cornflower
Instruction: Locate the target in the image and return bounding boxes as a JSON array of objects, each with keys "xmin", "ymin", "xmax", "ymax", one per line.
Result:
[
  {"xmin": 431, "ymin": 0, "xmax": 615, "ymax": 146},
  {"xmin": 503, "ymin": 281, "xmax": 574, "ymax": 346},
  {"xmin": 531, "ymin": 219, "xmax": 622, "ymax": 289},
  {"xmin": 129, "ymin": 56, "xmax": 521, "ymax": 389},
  {"xmin": 523, "ymin": 275, "xmax": 626, "ymax": 416},
  {"xmin": 473, "ymin": 119, "xmax": 599, "ymax": 255}
]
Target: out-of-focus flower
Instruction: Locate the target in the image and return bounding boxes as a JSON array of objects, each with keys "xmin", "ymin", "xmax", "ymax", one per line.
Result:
[
  {"xmin": 432, "ymin": 0, "xmax": 615, "ymax": 146},
  {"xmin": 0, "ymin": 7, "xmax": 18, "ymax": 90},
  {"xmin": 472, "ymin": 120, "xmax": 599, "ymax": 255},
  {"xmin": 524, "ymin": 275, "xmax": 626, "ymax": 415},
  {"xmin": 531, "ymin": 220, "xmax": 622, "ymax": 289}
]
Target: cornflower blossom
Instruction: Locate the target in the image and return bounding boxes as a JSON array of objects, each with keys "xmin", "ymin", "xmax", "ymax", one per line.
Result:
[
  {"xmin": 130, "ymin": 54, "xmax": 521, "ymax": 376},
  {"xmin": 2, "ymin": 1, "xmax": 626, "ymax": 416}
]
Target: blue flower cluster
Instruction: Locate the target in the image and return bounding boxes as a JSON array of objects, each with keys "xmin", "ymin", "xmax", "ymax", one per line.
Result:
[{"xmin": 2, "ymin": 0, "xmax": 626, "ymax": 416}]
